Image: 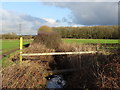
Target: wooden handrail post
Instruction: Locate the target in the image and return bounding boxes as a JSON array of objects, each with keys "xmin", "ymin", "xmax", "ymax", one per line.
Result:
[{"xmin": 20, "ymin": 37, "xmax": 23, "ymax": 64}]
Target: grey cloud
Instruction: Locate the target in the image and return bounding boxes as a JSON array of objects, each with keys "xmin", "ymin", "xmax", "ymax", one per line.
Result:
[
  {"xmin": 62, "ymin": 17, "xmax": 68, "ymax": 22},
  {"xmin": 44, "ymin": 2, "xmax": 118, "ymax": 25},
  {"xmin": 21, "ymin": 15, "xmax": 46, "ymax": 23},
  {"xmin": 56, "ymin": 19, "xmax": 61, "ymax": 23}
]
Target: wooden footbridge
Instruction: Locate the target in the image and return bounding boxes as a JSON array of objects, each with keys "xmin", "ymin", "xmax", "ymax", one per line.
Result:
[{"xmin": 19, "ymin": 37, "xmax": 98, "ymax": 64}]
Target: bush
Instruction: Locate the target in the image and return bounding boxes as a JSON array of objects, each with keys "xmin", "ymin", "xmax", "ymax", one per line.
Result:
[
  {"xmin": 33, "ymin": 26, "xmax": 62, "ymax": 49},
  {"xmin": 38, "ymin": 25, "xmax": 52, "ymax": 32}
]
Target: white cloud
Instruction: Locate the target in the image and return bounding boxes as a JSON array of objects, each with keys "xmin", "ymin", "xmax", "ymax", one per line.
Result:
[
  {"xmin": 42, "ymin": 18, "xmax": 60, "ymax": 26},
  {"xmin": 0, "ymin": 9, "xmax": 60, "ymax": 35},
  {"xmin": 43, "ymin": 18, "xmax": 56, "ymax": 24}
]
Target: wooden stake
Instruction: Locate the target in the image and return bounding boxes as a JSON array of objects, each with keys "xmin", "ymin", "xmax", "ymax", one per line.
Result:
[{"xmin": 20, "ymin": 37, "xmax": 23, "ymax": 64}]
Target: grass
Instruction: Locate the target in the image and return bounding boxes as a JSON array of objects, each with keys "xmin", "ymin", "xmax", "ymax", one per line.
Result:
[
  {"xmin": 63, "ymin": 39, "xmax": 120, "ymax": 44},
  {"xmin": 0, "ymin": 39, "xmax": 32, "ymax": 50},
  {"xmin": 0, "ymin": 39, "xmax": 119, "ymax": 54},
  {"xmin": 1, "ymin": 50, "xmax": 20, "ymax": 68},
  {"xmin": 0, "ymin": 39, "xmax": 32, "ymax": 54},
  {"xmin": 1, "ymin": 39, "xmax": 119, "ymax": 51},
  {"xmin": 0, "ymin": 39, "xmax": 33, "ymax": 67},
  {"xmin": 2, "ymin": 39, "xmax": 120, "ymax": 88},
  {"xmin": 1, "ymin": 55, "xmax": 14, "ymax": 68}
]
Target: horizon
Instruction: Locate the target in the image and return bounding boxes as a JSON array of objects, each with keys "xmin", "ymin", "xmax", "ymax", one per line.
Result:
[{"xmin": 0, "ymin": 1, "xmax": 119, "ymax": 35}]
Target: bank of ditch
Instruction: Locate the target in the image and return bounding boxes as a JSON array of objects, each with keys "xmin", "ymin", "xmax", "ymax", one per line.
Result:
[
  {"xmin": 2, "ymin": 43, "xmax": 96, "ymax": 88},
  {"xmin": 2, "ymin": 42, "xmax": 120, "ymax": 88},
  {"xmin": 2, "ymin": 25, "xmax": 120, "ymax": 88}
]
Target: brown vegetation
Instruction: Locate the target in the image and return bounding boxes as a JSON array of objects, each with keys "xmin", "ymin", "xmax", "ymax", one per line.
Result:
[
  {"xmin": 51, "ymin": 43, "xmax": 120, "ymax": 88},
  {"xmin": 2, "ymin": 61, "xmax": 51, "ymax": 88},
  {"xmin": 62, "ymin": 53, "xmax": 120, "ymax": 88},
  {"xmin": 33, "ymin": 26, "xmax": 61, "ymax": 49},
  {"xmin": 2, "ymin": 42, "xmax": 120, "ymax": 88},
  {"xmin": 2, "ymin": 44, "xmax": 55, "ymax": 88},
  {"xmin": 2, "ymin": 25, "xmax": 120, "ymax": 88}
]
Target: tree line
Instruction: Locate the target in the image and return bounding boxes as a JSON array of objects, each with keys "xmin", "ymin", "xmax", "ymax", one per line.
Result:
[
  {"xmin": 1, "ymin": 26, "xmax": 119, "ymax": 39},
  {"xmin": 52, "ymin": 25, "xmax": 119, "ymax": 39},
  {"xmin": 1, "ymin": 33, "xmax": 35, "ymax": 39}
]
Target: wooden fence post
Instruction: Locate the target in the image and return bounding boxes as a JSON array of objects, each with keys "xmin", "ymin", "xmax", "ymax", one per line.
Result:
[{"xmin": 20, "ymin": 37, "xmax": 23, "ymax": 64}]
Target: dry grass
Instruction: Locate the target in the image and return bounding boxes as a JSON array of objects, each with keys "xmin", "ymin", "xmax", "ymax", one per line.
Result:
[
  {"xmin": 57, "ymin": 42, "xmax": 97, "ymax": 52},
  {"xmin": 54, "ymin": 43, "xmax": 97, "ymax": 69},
  {"xmin": 23, "ymin": 44, "xmax": 55, "ymax": 62},
  {"xmin": 53, "ymin": 43, "xmax": 120, "ymax": 88},
  {"xmin": 2, "ymin": 44, "xmax": 55, "ymax": 88},
  {"xmin": 33, "ymin": 31, "xmax": 61, "ymax": 49},
  {"xmin": 2, "ymin": 42, "xmax": 120, "ymax": 88},
  {"xmin": 56, "ymin": 53, "xmax": 120, "ymax": 88},
  {"xmin": 2, "ymin": 61, "xmax": 53, "ymax": 88},
  {"xmin": 12, "ymin": 44, "xmax": 55, "ymax": 65}
]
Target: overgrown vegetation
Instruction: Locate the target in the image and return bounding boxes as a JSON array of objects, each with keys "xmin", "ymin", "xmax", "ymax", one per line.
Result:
[
  {"xmin": 33, "ymin": 26, "xmax": 61, "ymax": 49},
  {"xmin": 2, "ymin": 44, "xmax": 55, "ymax": 88},
  {"xmin": 2, "ymin": 25, "xmax": 120, "ymax": 88},
  {"xmin": 2, "ymin": 61, "xmax": 50, "ymax": 88},
  {"xmin": 2, "ymin": 42, "xmax": 120, "ymax": 88},
  {"xmin": 53, "ymin": 25, "xmax": 119, "ymax": 39},
  {"xmin": 54, "ymin": 43, "xmax": 120, "ymax": 88}
]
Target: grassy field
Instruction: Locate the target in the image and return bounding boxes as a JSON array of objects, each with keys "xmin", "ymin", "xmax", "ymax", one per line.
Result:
[
  {"xmin": 1, "ymin": 39, "xmax": 119, "ymax": 51},
  {"xmin": 0, "ymin": 39, "xmax": 32, "ymax": 50},
  {"xmin": 1, "ymin": 38, "xmax": 119, "ymax": 67},
  {"xmin": 0, "ymin": 39, "xmax": 32, "ymax": 67},
  {"xmin": 0, "ymin": 39, "xmax": 119, "ymax": 54},
  {"xmin": 0, "ymin": 39, "xmax": 32, "ymax": 54},
  {"xmin": 63, "ymin": 39, "xmax": 120, "ymax": 44}
]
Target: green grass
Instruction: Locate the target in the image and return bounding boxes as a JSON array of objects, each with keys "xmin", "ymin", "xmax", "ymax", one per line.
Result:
[
  {"xmin": 0, "ymin": 39, "xmax": 32, "ymax": 50},
  {"xmin": 0, "ymin": 39, "xmax": 32, "ymax": 68},
  {"xmin": 1, "ymin": 55, "xmax": 14, "ymax": 68},
  {"xmin": 1, "ymin": 50, "xmax": 20, "ymax": 68},
  {"xmin": 0, "ymin": 39, "xmax": 32, "ymax": 53},
  {"xmin": 63, "ymin": 39, "xmax": 120, "ymax": 44},
  {"xmin": 0, "ymin": 38, "xmax": 119, "ymax": 68}
]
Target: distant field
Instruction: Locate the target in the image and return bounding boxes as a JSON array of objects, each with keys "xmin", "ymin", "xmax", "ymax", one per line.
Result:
[
  {"xmin": 63, "ymin": 39, "xmax": 120, "ymax": 44},
  {"xmin": 0, "ymin": 39, "xmax": 32, "ymax": 54},
  {"xmin": 1, "ymin": 39, "xmax": 119, "ymax": 50},
  {"xmin": 0, "ymin": 39, "xmax": 119, "ymax": 54}
]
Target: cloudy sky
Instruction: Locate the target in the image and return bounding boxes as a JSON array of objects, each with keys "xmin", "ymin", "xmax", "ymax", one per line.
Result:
[{"xmin": 0, "ymin": 0, "xmax": 119, "ymax": 35}]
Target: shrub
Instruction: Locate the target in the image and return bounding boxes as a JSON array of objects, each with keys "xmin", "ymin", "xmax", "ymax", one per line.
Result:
[
  {"xmin": 33, "ymin": 26, "xmax": 62, "ymax": 49},
  {"xmin": 38, "ymin": 25, "xmax": 52, "ymax": 32}
]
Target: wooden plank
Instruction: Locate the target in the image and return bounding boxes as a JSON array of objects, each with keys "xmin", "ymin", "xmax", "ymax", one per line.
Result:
[{"xmin": 21, "ymin": 51, "xmax": 97, "ymax": 56}]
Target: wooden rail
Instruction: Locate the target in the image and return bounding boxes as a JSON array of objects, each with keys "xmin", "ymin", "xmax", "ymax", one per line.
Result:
[
  {"xmin": 21, "ymin": 51, "xmax": 97, "ymax": 56},
  {"xmin": 19, "ymin": 37, "xmax": 97, "ymax": 64}
]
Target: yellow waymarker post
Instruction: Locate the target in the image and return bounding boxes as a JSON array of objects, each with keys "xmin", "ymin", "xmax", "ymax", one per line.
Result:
[{"xmin": 20, "ymin": 37, "xmax": 23, "ymax": 64}]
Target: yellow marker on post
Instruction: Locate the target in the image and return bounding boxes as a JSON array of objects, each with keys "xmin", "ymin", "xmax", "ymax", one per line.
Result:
[{"xmin": 20, "ymin": 37, "xmax": 23, "ymax": 64}]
